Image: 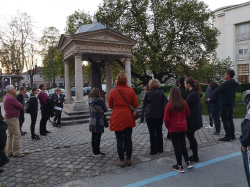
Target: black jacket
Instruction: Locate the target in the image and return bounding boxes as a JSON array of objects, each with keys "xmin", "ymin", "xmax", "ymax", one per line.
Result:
[
  {"xmin": 42, "ymin": 98, "xmax": 55, "ymax": 118},
  {"xmin": 51, "ymin": 93, "xmax": 65, "ymax": 108},
  {"xmin": 205, "ymin": 85, "xmax": 212, "ymax": 103},
  {"xmin": 26, "ymin": 96, "xmax": 38, "ymax": 114},
  {"xmin": 16, "ymin": 93, "xmax": 24, "ymax": 116},
  {"xmin": 179, "ymin": 86, "xmax": 190, "ymax": 100},
  {"xmin": 144, "ymin": 89, "xmax": 163, "ymax": 118},
  {"xmin": 216, "ymin": 79, "xmax": 238, "ymax": 106},
  {"xmin": 0, "ymin": 107, "xmax": 7, "ymax": 151},
  {"xmin": 240, "ymin": 119, "xmax": 250, "ymax": 147},
  {"xmin": 210, "ymin": 87, "xmax": 220, "ymax": 109},
  {"xmin": 186, "ymin": 89, "xmax": 203, "ymax": 133}
]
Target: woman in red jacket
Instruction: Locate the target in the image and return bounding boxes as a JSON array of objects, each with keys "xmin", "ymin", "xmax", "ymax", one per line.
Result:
[
  {"xmin": 108, "ymin": 74, "xmax": 139, "ymax": 168},
  {"xmin": 164, "ymin": 87, "xmax": 193, "ymax": 173}
]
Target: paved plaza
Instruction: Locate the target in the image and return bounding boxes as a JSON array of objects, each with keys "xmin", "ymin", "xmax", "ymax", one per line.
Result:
[{"xmin": 0, "ymin": 105, "xmax": 244, "ymax": 187}]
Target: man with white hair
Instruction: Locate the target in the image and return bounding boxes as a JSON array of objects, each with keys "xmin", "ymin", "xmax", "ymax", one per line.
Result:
[{"xmin": 3, "ymin": 85, "xmax": 25, "ymax": 157}]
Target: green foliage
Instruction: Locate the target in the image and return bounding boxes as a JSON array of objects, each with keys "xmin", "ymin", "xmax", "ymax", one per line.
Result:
[
  {"xmin": 237, "ymin": 83, "xmax": 250, "ymax": 93},
  {"xmin": 65, "ymin": 9, "xmax": 92, "ymax": 34},
  {"xmin": 97, "ymin": 0, "xmax": 221, "ymax": 85}
]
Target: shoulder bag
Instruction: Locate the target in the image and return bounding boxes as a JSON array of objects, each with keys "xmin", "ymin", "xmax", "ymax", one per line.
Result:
[
  {"xmin": 115, "ymin": 88, "xmax": 137, "ymax": 119},
  {"xmin": 92, "ymin": 104, "xmax": 109, "ymax": 128}
]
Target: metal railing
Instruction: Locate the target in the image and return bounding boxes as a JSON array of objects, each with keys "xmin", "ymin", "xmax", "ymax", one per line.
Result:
[
  {"xmin": 237, "ymin": 32, "xmax": 250, "ymax": 41},
  {"xmin": 237, "ymin": 53, "xmax": 250, "ymax": 60}
]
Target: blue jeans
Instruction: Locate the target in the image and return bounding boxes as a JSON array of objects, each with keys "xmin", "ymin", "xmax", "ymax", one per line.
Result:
[
  {"xmin": 241, "ymin": 148, "xmax": 250, "ymax": 186},
  {"xmin": 220, "ymin": 105, "xmax": 235, "ymax": 139},
  {"xmin": 211, "ymin": 107, "xmax": 221, "ymax": 133}
]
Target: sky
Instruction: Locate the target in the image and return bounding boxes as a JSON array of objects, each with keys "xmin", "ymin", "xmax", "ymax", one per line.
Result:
[{"xmin": 0, "ymin": 0, "xmax": 248, "ymax": 67}]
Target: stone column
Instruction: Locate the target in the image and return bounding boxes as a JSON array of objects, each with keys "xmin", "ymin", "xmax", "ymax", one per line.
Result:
[
  {"xmin": 64, "ymin": 60, "xmax": 73, "ymax": 104},
  {"xmin": 125, "ymin": 58, "xmax": 132, "ymax": 87},
  {"xmin": 73, "ymin": 52, "xmax": 85, "ymax": 111},
  {"xmin": 105, "ymin": 61, "xmax": 112, "ymax": 99}
]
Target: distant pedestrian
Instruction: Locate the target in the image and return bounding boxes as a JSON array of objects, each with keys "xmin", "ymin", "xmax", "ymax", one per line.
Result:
[
  {"xmin": 89, "ymin": 88, "xmax": 108, "ymax": 157},
  {"xmin": 38, "ymin": 84, "xmax": 50, "ymax": 136},
  {"xmin": 0, "ymin": 106, "xmax": 9, "ymax": 173},
  {"xmin": 51, "ymin": 87, "xmax": 65, "ymax": 128},
  {"xmin": 139, "ymin": 85, "xmax": 148, "ymax": 123},
  {"xmin": 185, "ymin": 77, "xmax": 203, "ymax": 162},
  {"xmin": 109, "ymin": 73, "xmax": 139, "ymax": 168},
  {"xmin": 205, "ymin": 79, "xmax": 213, "ymax": 129},
  {"xmin": 178, "ymin": 77, "xmax": 190, "ymax": 100},
  {"xmin": 164, "ymin": 87, "xmax": 193, "ymax": 173},
  {"xmin": 26, "ymin": 88, "xmax": 40, "ymax": 140},
  {"xmin": 144, "ymin": 79, "xmax": 164, "ymax": 155},
  {"xmin": 210, "ymin": 82, "xmax": 221, "ymax": 135},
  {"xmin": 240, "ymin": 103, "xmax": 250, "ymax": 186},
  {"xmin": 16, "ymin": 87, "xmax": 27, "ymax": 136},
  {"xmin": 3, "ymin": 85, "xmax": 25, "ymax": 157},
  {"xmin": 216, "ymin": 70, "xmax": 239, "ymax": 142}
]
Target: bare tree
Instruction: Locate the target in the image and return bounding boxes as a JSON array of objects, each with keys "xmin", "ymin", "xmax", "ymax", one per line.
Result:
[{"xmin": 26, "ymin": 44, "xmax": 38, "ymax": 88}]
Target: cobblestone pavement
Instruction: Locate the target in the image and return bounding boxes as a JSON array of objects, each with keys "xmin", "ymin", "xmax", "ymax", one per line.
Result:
[{"xmin": 0, "ymin": 106, "xmax": 243, "ymax": 187}]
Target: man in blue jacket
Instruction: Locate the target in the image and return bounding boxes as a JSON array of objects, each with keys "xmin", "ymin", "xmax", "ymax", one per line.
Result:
[
  {"xmin": 240, "ymin": 103, "xmax": 250, "ymax": 186},
  {"xmin": 216, "ymin": 70, "xmax": 238, "ymax": 141}
]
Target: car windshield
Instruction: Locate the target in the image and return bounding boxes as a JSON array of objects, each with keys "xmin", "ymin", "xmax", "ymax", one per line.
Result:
[{"xmin": 71, "ymin": 87, "xmax": 75, "ymax": 91}]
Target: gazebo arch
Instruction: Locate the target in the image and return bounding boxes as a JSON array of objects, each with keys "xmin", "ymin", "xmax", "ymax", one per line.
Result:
[{"xmin": 58, "ymin": 22, "xmax": 137, "ymax": 111}]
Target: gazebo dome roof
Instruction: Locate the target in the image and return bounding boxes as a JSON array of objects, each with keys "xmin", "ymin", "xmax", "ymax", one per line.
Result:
[{"xmin": 74, "ymin": 22, "xmax": 107, "ymax": 34}]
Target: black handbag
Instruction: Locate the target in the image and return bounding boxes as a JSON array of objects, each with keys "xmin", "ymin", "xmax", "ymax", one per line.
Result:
[
  {"xmin": 92, "ymin": 104, "xmax": 109, "ymax": 128},
  {"xmin": 0, "ymin": 150, "xmax": 9, "ymax": 167},
  {"xmin": 115, "ymin": 88, "xmax": 138, "ymax": 120}
]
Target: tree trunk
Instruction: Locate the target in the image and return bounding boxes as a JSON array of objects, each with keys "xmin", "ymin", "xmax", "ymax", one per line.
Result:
[{"xmin": 30, "ymin": 74, "xmax": 33, "ymax": 88}]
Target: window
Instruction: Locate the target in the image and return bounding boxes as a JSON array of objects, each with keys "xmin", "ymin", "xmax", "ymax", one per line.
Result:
[
  {"xmin": 59, "ymin": 83, "xmax": 63, "ymax": 86},
  {"xmin": 27, "ymin": 76, "xmax": 29, "ymax": 80},
  {"xmin": 238, "ymin": 64, "xmax": 249, "ymax": 83},
  {"xmin": 33, "ymin": 84, "xmax": 37, "ymax": 88},
  {"xmin": 239, "ymin": 44, "xmax": 249, "ymax": 54},
  {"xmin": 26, "ymin": 84, "xmax": 30, "ymax": 87},
  {"xmin": 239, "ymin": 24, "xmax": 249, "ymax": 35},
  {"xmin": 40, "ymin": 75, "xmax": 43, "ymax": 79}
]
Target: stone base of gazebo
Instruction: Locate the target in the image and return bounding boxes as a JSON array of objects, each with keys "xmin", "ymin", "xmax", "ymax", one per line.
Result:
[{"xmin": 54, "ymin": 104, "xmax": 143, "ymax": 126}]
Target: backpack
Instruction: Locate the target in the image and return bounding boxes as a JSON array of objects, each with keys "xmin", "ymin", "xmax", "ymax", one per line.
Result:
[
  {"xmin": 24, "ymin": 96, "xmax": 35, "ymax": 113},
  {"xmin": 161, "ymin": 90, "xmax": 168, "ymax": 117}
]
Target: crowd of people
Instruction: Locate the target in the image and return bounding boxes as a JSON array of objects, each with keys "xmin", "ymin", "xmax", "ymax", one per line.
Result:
[{"xmin": 0, "ymin": 70, "xmax": 249, "ymax": 184}]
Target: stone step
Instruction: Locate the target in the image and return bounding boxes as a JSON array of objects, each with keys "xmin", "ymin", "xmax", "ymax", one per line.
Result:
[{"xmin": 61, "ymin": 111, "xmax": 112, "ymax": 121}]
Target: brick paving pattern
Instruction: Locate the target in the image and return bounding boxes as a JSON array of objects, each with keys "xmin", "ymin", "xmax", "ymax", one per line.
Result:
[{"xmin": 0, "ymin": 106, "xmax": 243, "ymax": 187}]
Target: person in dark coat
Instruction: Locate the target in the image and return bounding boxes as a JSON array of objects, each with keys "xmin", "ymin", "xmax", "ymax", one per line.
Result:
[
  {"xmin": 0, "ymin": 106, "xmax": 8, "ymax": 173},
  {"xmin": 240, "ymin": 103, "xmax": 250, "ymax": 186},
  {"xmin": 205, "ymin": 79, "xmax": 213, "ymax": 129},
  {"xmin": 16, "ymin": 87, "xmax": 27, "ymax": 136},
  {"xmin": 185, "ymin": 77, "xmax": 202, "ymax": 162},
  {"xmin": 178, "ymin": 77, "xmax": 190, "ymax": 100},
  {"xmin": 26, "ymin": 88, "xmax": 40, "ymax": 140},
  {"xmin": 144, "ymin": 79, "xmax": 163, "ymax": 155},
  {"xmin": 210, "ymin": 82, "xmax": 221, "ymax": 135},
  {"xmin": 216, "ymin": 70, "xmax": 239, "ymax": 142},
  {"xmin": 89, "ymin": 88, "xmax": 108, "ymax": 157},
  {"xmin": 51, "ymin": 88, "xmax": 65, "ymax": 128}
]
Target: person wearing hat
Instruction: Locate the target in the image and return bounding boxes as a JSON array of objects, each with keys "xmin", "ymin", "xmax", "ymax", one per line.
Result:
[
  {"xmin": 240, "ymin": 103, "xmax": 250, "ymax": 186},
  {"xmin": 51, "ymin": 88, "xmax": 65, "ymax": 128}
]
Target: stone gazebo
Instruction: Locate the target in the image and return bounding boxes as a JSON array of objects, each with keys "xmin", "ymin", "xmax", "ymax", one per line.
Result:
[{"xmin": 58, "ymin": 21, "xmax": 137, "ymax": 115}]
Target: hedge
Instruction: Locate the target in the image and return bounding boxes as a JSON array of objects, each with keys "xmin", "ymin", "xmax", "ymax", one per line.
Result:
[{"xmin": 133, "ymin": 83, "xmax": 250, "ymax": 93}]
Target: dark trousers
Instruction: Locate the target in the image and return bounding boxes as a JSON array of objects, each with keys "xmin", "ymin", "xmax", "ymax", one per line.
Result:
[
  {"xmin": 241, "ymin": 148, "xmax": 250, "ymax": 186},
  {"xmin": 146, "ymin": 117, "xmax": 163, "ymax": 154},
  {"xmin": 30, "ymin": 112, "xmax": 37, "ymax": 136},
  {"xmin": 19, "ymin": 110, "xmax": 25, "ymax": 132},
  {"xmin": 54, "ymin": 110, "xmax": 61, "ymax": 125},
  {"xmin": 91, "ymin": 132, "xmax": 102, "ymax": 154},
  {"xmin": 140, "ymin": 105, "xmax": 145, "ymax": 122},
  {"xmin": 221, "ymin": 105, "xmax": 235, "ymax": 139},
  {"xmin": 186, "ymin": 131, "xmax": 198, "ymax": 159},
  {"xmin": 206, "ymin": 102, "xmax": 213, "ymax": 127},
  {"xmin": 211, "ymin": 107, "xmax": 221, "ymax": 133},
  {"xmin": 40, "ymin": 111, "xmax": 48, "ymax": 134},
  {"xmin": 115, "ymin": 128, "xmax": 133, "ymax": 161},
  {"xmin": 170, "ymin": 131, "xmax": 189, "ymax": 166}
]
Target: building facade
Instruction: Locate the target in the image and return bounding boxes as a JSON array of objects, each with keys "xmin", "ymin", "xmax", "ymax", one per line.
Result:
[
  {"xmin": 22, "ymin": 66, "xmax": 65, "ymax": 88},
  {"xmin": 213, "ymin": 1, "xmax": 250, "ymax": 83}
]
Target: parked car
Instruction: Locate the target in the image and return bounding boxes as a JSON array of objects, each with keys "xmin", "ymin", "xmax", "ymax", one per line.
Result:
[
  {"xmin": 60, "ymin": 88, "xmax": 65, "ymax": 96},
  {"xmin": 84, "ymin": 87, "xmax": 91, "ymax": 94},
  {"xmin": 48, "ymin": 88, "xmax": 56, "ymax": 97},
  {"xmin": 24, "ymin": 90, "xmax": 32, "ymax": 98},
  {"xmin": 71, "ymin": 87, "xmax": 87, "ymax": 96},
  {"xmin": 242, "ymin": 89, "xmax": 250, "ymax": 103}
]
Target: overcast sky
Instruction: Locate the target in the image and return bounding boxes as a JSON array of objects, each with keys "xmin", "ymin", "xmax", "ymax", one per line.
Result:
[{"xmin": 0, "ymin": 0, "xmax": 248, "ymax": 35}]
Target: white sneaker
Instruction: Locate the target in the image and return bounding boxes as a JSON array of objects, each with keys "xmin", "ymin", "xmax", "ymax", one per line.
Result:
[{"xmin": 205, "ymin": 126, "xmax": 213, "ymax": 129}]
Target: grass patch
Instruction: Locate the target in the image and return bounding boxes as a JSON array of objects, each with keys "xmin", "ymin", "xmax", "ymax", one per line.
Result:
[
  {"xmin": 0, "ymin": 182, "xmax": 7, "ymax": 187},
  {"xmin": 137, "ymin": 92, "xmax": 246, "ymax": 118}
]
